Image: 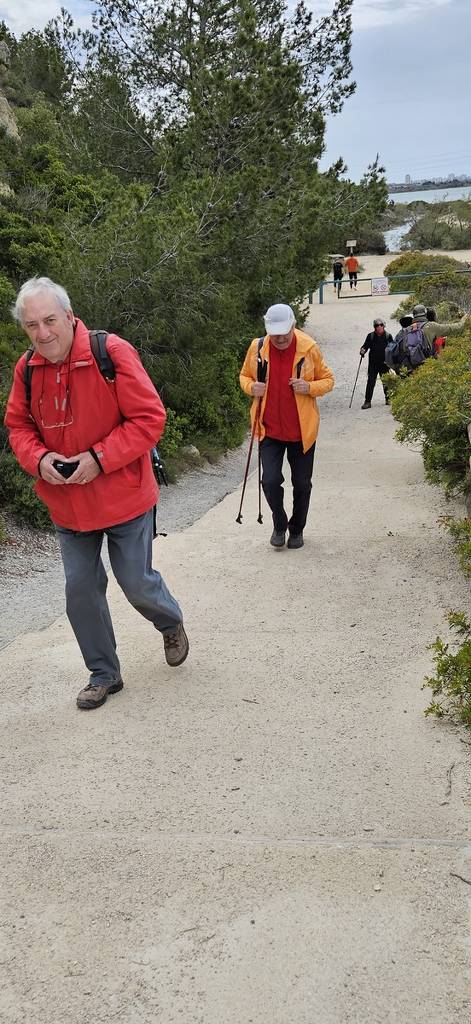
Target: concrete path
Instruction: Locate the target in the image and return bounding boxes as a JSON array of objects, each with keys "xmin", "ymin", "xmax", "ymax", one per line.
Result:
[{"xmin": 1, "ymin": 255, "xmax": 470, "ymax": 1023}]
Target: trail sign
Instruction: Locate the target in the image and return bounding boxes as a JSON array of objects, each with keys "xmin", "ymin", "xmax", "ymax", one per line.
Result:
[
  {"xmin": 346, "ymin": 239, "xmax": 356, "ymax": 248},
  {"xmin": 372, "ymin": 277, "xmax": 390, "ymax": 295}
]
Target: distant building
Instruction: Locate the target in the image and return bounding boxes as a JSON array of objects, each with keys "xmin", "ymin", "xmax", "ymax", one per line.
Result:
[{"xmin": 405, "ymin": 174, "xmax": 411, "ymax": 185}]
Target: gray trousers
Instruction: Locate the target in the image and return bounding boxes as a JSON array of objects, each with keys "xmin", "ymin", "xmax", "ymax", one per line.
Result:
[{"xmin": 56, "ymin": 509, "xmax": 182, "ymax": 685}]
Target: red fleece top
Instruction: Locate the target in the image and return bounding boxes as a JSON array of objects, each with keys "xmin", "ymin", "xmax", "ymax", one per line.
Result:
[{"xmin": 262, "ymin": 337, "xmax": 301, "ymax": 442}]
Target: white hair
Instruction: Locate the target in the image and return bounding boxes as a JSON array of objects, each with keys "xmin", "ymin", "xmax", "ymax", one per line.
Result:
[{"xmin": 12, "ymin": 276, "xmax": 72, "ymax": 324}]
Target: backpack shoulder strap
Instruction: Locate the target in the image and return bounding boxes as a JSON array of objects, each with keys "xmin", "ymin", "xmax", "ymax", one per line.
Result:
[
  {"xmin": 88, "ymin": 330, "xmax": 115, "ymax": 381},
  {"xmin": 256, "ymin": 337, "xmax": 267, "ymax": 383},
  {"xmin": 295, "ymin": 356, "xmax": 305, "ymax": 379},
  {"xmin": 24, "ymin": 346, "xmax": 35, "ymax": 405}
]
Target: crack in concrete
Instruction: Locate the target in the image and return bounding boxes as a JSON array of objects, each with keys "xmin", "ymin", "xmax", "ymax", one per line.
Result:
[{"xmin": 0, "ymin": 827, "xmax": 470, "ymax": 850}]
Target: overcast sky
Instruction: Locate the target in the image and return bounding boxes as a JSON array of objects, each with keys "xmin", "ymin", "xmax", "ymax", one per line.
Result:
[{"xmin": 1, "ymin": 0, "xmax": 469, "ymax": 184}]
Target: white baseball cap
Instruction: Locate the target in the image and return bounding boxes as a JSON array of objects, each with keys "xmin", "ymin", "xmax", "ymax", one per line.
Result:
[{"xmin": 263, "ymin": 303, "xmax": 296, "ymax": 336}]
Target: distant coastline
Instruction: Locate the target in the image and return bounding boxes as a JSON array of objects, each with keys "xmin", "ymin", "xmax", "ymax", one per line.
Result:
[
  {"xmin": 388, "ymin": 184, "xmax": 471, "ymax": 205},
  {"xmin": 387, "ymin": 178, "xmax": 471, "ymax": 194}
]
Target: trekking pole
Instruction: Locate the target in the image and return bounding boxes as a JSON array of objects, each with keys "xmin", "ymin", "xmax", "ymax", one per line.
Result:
[
  {"xmin": 235, "ymin": 400, "xmax": 261, "ymax": 524},
  {"xmin": 257, "ymin": 413, "xmax": 263, "ymax": 524},
  {"xmin": 348, "ymin": 353, "xmax": 364, "ymax": 408}
]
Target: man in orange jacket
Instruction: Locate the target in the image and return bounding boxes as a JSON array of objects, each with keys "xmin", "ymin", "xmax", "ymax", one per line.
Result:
[
  {"xmin": 240, "ymin": 303, "xmax": 334, "ymax": 549},
  {"xmin": 345, "ymin": 254, "xmax": 359, "ymax": 289},
  {"xmin": 5, "ymin": 276, "xmax": 189, "ymax": 711}
]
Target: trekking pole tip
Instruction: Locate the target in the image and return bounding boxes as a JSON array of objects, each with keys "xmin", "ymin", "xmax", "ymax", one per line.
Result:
[
  {"xmin": 257, "ymin": 514, "xmax": 263, "ymax": 524},
  {"xmin": 236, "ymin": 514, "xmax": 243, "ymax": 524}
]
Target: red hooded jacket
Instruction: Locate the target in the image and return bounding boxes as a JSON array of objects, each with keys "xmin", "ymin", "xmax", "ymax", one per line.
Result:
[{"xmin": 5, "ymin": 319, "xmax": 165, "ymax": 531}]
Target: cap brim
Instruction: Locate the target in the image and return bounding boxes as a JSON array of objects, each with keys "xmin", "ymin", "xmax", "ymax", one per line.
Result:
[{"xmin": 264, "ymin": 321, "xmax": 293, "ymax": 336}]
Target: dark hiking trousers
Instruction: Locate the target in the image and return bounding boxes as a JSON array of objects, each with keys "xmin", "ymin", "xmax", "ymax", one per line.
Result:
[
  {"xmin": 260, "ymin": 437, "xmax": 316, "ymax": 535},
  {"xmin": 56, "ymin": 509, "xmax": 182, "ymax": 685},
  {"xmin": 365, "ymin": 362, "xmax": 389, "ymax": 403}
]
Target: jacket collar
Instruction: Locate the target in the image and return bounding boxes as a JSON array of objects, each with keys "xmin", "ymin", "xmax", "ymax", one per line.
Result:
[
  {"xmin": 25, "ymin": 319, "xmax": 94, "ymax": 368},
  {"xmin": 261, "ymin": 328, "xmax": 313, "ymax": 361}
]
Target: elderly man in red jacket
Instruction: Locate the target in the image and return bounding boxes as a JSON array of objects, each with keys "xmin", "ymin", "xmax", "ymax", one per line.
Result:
[{"xmin": 5, "ymin": 276, "xmax": 188, "ymax": 710}]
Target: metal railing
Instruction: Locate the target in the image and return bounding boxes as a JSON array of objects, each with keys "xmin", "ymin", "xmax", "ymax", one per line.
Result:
[{"xmin": 312, "ymin": 267, "xmax": 471, "ymax": 304}]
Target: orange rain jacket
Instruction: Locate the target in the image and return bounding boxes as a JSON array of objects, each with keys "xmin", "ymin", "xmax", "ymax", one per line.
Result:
[{"xmin": 239, "ymin": 328, "xmax": 334, "ymax": 453}]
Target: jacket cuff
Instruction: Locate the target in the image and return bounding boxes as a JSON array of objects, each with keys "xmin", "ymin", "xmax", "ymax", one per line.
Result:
[{"xmin": 37, "ymin": 452, "xmax": 50, "ymax": 477}]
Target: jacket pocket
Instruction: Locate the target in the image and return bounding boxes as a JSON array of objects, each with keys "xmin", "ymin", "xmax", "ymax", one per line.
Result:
[{"xmin": 120, "ymin": 458, "xmax": 142, "ymax": 489}]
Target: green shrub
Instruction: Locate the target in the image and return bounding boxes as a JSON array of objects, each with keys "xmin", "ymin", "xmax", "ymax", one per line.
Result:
[
  {"xmin": 441, "ymin": 516, "xmax": 471, "ymax": 576},
  {"xmin": 0, "ymin": 275, "xmax": 15, "ymax": 321},
  {"xmin": 159, "ymin": 408, "xmax": 190, "ymax": 459},
  {"xmin": 424, "ymin": 612, "xmax": 471, "ymax": 728},
  {"xmin": 0, "ymin": 450, "xmax": 51, "ymax": 530},
  {"xmin": 148, "ymin": 346, "xmax": 247, "ymax": 453},
  {"xmin": 384, "ymin": 251, "xmax": 468, "ymax": 294},
  {"xmin": 388, "ymin": 325, "xmax": 471, "ymax": 495}
]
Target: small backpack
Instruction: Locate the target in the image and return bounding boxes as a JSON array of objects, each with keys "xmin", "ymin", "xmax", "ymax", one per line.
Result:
[
  {"xmin": 384, "ymin": 333, "xmax": 403, "ymax": 369},
  {"xmin": 403, "ymin": 325, "xmax": 430, "ymax": 368}
]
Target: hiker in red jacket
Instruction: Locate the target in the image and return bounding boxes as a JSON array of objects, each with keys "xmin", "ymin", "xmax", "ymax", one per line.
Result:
[{"xmin": 5, "ymin": 276, "xmax": 189, "ymax": 711}]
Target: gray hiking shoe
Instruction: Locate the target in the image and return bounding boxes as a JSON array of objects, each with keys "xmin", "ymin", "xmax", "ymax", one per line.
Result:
[
  {"xmin": 163, "ymin": 623, "xmax": 189, "ymax": 667},
  {"xmin": 287, "ymin": 531, "xmax": 304, "ymax": 549},
  {"xmin": 270, "ymin": 529, "xmax": 286, "ymax": 548},
  {"xmin": 76, "ymin": 678, "xmax": 123, "ymax": 710}
]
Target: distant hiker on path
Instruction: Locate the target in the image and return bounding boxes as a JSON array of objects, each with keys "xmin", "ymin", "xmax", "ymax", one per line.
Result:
[
  {"xmin": 345, "ymin": 254, "xmax": 359, "ymax": 289},
  {"xmin": 5, "ymin": 277, "xmax": 189, "ymax": 711},
  {"xmin": 239, "ymin": 303, "xmax": 334, "ymax": 550},
  {"xmin": 360, "ymin": 317, "xmax": 393, "ymax": 408},
  {"xmin": 332, "ymin": 256, "xmax": 344, "ymax": 294}
]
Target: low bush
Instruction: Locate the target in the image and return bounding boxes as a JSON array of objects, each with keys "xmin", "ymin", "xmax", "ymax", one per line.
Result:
[
  {"xmin": 384, "ymin": 251, "xmax": 469, "ymax": 294},
  {"xmin": 424, "ymin": 612, "xmax": 471, "ymax": 728},
  {"xmin": 0, "ymin": 449, "xmax": 51, "ymax": 530},
  {"xmin": 385, "ymin": 253, "xmax": 471, "ymax": 734},
  {"xmin": 388, "ymin": 326, "xmax": 471, "ymax": 495},
  {"xmin": 441, "ymin": 516, "xmax": 471, "ymax": 576}
]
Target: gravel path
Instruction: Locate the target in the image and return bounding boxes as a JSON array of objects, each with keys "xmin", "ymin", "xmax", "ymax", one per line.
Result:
[
  {"xmin": 0, "ymin": 444, "xmax": 250, "ymax": 650},
  {"xmin": 1, "ymin": 253, "xmax": 470, "ymax": 1023}
]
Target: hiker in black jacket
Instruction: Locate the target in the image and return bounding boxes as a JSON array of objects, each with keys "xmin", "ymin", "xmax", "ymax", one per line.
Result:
[{"xmin": 359, "ymin": 318, "xmax": 393, "ymax": 409}]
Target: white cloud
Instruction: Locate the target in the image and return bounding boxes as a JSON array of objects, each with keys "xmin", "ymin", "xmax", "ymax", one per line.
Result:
[
  {"xmin": 0, "ymin": 0, "xmax": 457, "ymax": 37},
  {"xmin": 300, "ymin": 0, "xmax": 454, "ymax": 30},
  {"xmin": 350, "ymin": 0, "xmax": 453, "ymax": 30},
  {"xmin": 0, "ymin": 1, "xmax": 94, "ymax": 36}
]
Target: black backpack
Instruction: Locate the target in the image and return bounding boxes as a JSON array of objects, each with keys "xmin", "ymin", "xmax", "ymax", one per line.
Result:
[{"xmin": 23, "ymin": 330, "xmax": 168, "ymax": 486}]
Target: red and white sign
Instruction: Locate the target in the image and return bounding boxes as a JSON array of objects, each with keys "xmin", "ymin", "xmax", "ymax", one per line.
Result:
[{"xmin": 372, "ymin": 278, "xmax": 390, "ymax": 295}]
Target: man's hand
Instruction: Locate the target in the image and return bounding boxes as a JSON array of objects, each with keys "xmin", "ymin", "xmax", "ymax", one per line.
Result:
[
  {"xmin": 289, "ymin": 378, "xmax": 310, "ymax": 394},
  {"xmin": 360, "ymin": 347, "xmax": 366, "ymax": 356},
  {"xmin": 66, "ymin": 451, "xmax": 102, "ymax": 486},
  {"xmin": 252, "ymin": 381, "xmax": 266, "ymax": 397},
  {"xmin": 39, "ymin": 452, "xmax": 67, "ymax": 485}
]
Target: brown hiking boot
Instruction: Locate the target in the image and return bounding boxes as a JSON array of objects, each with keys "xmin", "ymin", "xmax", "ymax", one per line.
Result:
[
  {"xmin": 76, "ymin": 678, "xmax": 123, "ymax": 710},
  {"xmin": 163, "ymin": 623, "xmax": 189, "ymax": 667}
]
